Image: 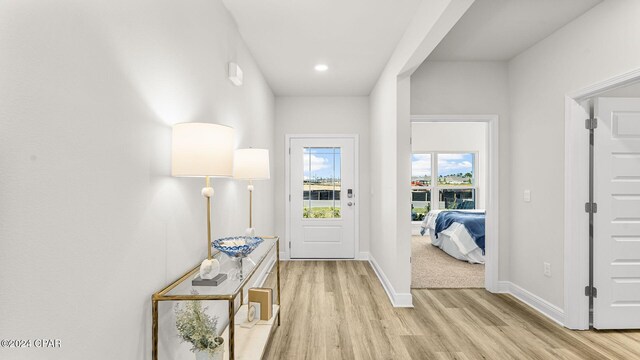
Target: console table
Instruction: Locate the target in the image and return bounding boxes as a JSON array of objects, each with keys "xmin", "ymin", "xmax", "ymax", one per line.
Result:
[{"xmin": 152, "ymin": 236, "xmax": 281, "ymax": 360}]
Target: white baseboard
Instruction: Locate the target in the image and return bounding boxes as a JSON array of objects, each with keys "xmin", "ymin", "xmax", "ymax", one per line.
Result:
[
  {"xmin": 358, "ymin": 251, "xmax": 370, "ymax": 260},
  {"xmin": 368, "ymin": 255, "xmax": 413, "ymax": 308},
  {"xmin": 497, "ymin": 280, "xmax": 510, "ymax": 293},
  {"xmin": 497, "ymin": 281, "xmax": 565, "ymax": 326}
]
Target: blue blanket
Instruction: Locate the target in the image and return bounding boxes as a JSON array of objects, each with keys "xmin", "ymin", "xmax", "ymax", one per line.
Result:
[{"xmin": 435, "ymin": 211, "xmax": 486, "ymax": 254}]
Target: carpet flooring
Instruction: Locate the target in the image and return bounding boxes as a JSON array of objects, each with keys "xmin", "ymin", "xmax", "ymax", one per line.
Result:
[{"xmin": 411, "ymin": 235, "xmax": 484, "ymax": 288}]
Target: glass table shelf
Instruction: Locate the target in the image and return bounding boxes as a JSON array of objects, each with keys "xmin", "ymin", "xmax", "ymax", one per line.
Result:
[
  {"xmin": 159, "ymin": 237, "xmax": 277, "ymax": 299},
  {"xmin": 151, "ymin": 235, "xmax": 281, "ymax": 360}
]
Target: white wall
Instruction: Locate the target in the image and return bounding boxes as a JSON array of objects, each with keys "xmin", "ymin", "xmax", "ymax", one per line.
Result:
[
  {"xmin": 507, "ymin": 0, "xmax": 640, "ymax": 309},
  {"xmin": 410, "ymin": 60, "xmax": 510, "ymax": 280},
  {"xmin": 411, "ymin": 61, "xmax": 509, "ymax": 115},
  {"xmin": 274, "ymin": 97, "xmax": 370, "ymax": 257},
  {"xmin": 411, "ymin": 122, "xmax": 488, "ymax": 209},
  {"xmin": 369, "ymin": 0, "xmax": 474, "ymax": 306},
  {"xmin": 0, "ymin": 1, "xmax": 274, "ymax": 359}
]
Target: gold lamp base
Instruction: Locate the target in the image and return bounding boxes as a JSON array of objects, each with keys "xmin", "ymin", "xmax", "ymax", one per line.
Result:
[
  {"xmin": 246, "ymin": 180, "xmax": 255, "ymax": 236},
  {"xmin": 203, "ymin": 176, "xmax": 213, "ymax": 260}
]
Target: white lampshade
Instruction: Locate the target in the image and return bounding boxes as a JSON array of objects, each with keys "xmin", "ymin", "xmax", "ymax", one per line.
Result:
[
  {"xmin": 233, "ymin": 148, "xmax": 270, "ymax": 180},
  {"xmin": 171, "ymin": 123, "xmax": 235, "ymax": 177}
]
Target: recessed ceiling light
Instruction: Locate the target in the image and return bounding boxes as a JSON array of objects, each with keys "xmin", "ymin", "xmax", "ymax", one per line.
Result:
[{"xmin": 314, "ymin": 64, "xmax": 328, "ymax": 72}]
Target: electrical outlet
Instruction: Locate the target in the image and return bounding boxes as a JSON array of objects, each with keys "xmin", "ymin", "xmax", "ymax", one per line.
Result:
[
  {"xmin": 524, "ymin": 190, "xmax": 531, "ymax": 202},
  {"xmin": 544, "ymin": 262, "xmax": 551, "ymax": 277}
]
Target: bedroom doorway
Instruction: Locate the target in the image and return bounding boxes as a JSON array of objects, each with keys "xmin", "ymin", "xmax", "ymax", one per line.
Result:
[{"xmin": 410, "ymin": 115, "xmax": 499, "ymax": 291}]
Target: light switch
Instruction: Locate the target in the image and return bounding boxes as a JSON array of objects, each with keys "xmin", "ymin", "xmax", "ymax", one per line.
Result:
[
  {"xmin": 544, "ymin": 262, "xmax": 551, "ymax": 277},
  {"xmin": 524, "ymin": 190, "xmax": 531, "ymax": 202}
]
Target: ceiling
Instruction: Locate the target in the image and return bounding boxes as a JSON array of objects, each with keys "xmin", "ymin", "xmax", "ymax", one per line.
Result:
[
  {"xmin": 223, "ymin": 0, "xmax": 422, "ymax": 96},
  {"xmin": 428, "ymin": 0, "xmax": 602, "ymax": 61}
]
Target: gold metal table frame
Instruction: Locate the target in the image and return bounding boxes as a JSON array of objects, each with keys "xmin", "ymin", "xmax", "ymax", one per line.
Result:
[{"xmin": 152, "ymin": 236, "xmax": 281, "ymax": 360}]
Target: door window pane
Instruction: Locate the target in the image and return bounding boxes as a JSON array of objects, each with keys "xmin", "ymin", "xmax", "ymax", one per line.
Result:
[
  {"xmin": 437, "ymin": 153, "xmax": 474, "ymax": 187},
  {"xmin": 439, "ymin": 189, "xmax": 476, "ymax": 210},
  {"xmin": 303, "ymin": 147, "xmax": 341, "ymax": 218},
  {"xmin": 411, "ymin": 154, "xmax": 432, "ymax": 187},
  {"xmin": 411, "ymin": 189, "xmax": 431, "ymax": 221}
]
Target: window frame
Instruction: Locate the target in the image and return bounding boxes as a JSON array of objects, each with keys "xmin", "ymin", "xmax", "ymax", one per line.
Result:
[
  {"xmin": 411, "ymin": 151, "xmax": 478, "ymax": 222},
  {"xmin": 302, "ymin": 146, "xmax": 342, "ymax": 219}
]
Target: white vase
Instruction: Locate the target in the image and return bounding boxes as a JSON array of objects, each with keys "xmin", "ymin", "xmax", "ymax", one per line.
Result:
[{"xmin": 195, "ymin": 350, "xmax": 223, "ymax": 360}]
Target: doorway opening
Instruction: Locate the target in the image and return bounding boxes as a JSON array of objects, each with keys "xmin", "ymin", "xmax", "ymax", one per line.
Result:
[{"xmin": 410, "ymin": 116, "xmax": 499, "ymax": 291}]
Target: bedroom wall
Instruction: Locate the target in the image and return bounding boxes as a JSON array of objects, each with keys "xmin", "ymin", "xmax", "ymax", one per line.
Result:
[
  {"xmin": 273, "ymin": 96, "xmax": 371, "ymax": 258},
  {"xmin": 507, "ymin": 0, "xmax": 640, "ymax": 309},
  {"xmin": 411, "ymin": 122, "xmax": 488, "ymax": 209},
  {"xmin": 410, "ymin": 60, "xmax": 510, "ymax": 281},
  {"xmin": 0, "ymin": 1, "xmax": 275, "ymax": 359}
]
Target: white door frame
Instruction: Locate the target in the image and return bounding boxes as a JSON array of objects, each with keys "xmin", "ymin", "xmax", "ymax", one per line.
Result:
[
  {"xmin": 410, "ymin": 115, "xmax": 500, "ymax": 292},
  {"xmin": 564, "ymin": 67, "xmax": 640, "ymax": 329},
  {"xmin": 284, "ymin": 134, "xmax": 360, "ymax": 260}
]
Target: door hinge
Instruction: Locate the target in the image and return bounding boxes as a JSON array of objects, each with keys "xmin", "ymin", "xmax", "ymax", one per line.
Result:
[
  {"xmin": 410, "ymin": 137, "xmax": 412, "ymax": 145},
  {"xmin": 585, "ymin": 202, "xmax": 598, "ymax": 213},
  {"xmin": 585, "ymin": 118, "xmax": 598, "ymax": 130},
  {"xmin": 585, "ymin": 285, "xmax": 598, "ymax": 298},
  {"xmin": 288, "ymin": 147, "xmax": 291, "ymax": 155},
  {"xmin": 289, "ymin": 242, "xmax": 291, "ymax": 249},
  {"xmin": 289, "ymin": 194, "xmax": 291, "ymax": 202}
]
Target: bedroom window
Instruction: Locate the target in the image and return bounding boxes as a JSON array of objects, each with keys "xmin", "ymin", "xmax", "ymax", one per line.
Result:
[
  {"xmin": 437, "ymin": 153, "xmax": 474, "ymax": 187},
  {"xmin": 411, "ymin": 152, "xmax": 477, "ymax": 220},
  {"xmin": 411, "ymin": 154, "xmax": 432, "ymax": 221},
  {"xmin": 439, "ymin": 189, "xmax": 476, "ymax": 210}
]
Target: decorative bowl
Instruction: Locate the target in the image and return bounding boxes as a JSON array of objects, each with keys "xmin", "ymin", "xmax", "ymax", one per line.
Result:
[{"xmin": 212, "ymin": 236, "xmax": 264, "ymax": 258}]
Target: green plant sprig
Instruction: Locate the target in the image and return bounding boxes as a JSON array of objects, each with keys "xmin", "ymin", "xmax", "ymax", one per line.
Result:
[{"xmin": 175, "ymin": 291, "xmax": 224, "ymax": 355}]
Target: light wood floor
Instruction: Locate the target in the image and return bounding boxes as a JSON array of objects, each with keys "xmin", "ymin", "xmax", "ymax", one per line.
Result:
[{"xmin": 263, "ymin": 261, "xmax": 640, "ymax": 360}]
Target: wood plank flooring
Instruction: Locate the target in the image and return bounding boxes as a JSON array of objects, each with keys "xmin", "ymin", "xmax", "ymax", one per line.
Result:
[{"xmin": 262, "ymin": 261, "xmax": 640, "ymax": 360}]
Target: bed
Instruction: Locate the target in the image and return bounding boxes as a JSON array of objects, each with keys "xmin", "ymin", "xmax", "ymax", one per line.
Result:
[{"xmin": 420, "ymin": 210, "xmax": 486, "ymax": 264}]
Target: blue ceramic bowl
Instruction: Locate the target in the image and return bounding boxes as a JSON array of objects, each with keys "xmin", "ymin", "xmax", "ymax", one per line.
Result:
[{"xmin": 212, "ymin": 236, "xmax": 264, "ymax": 258}]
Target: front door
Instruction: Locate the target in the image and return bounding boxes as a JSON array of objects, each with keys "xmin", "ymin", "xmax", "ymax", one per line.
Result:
[
  {"xmin": 593, "ymin": 97, "xmax": 640, "ymax": 329},
  {"xmin": 289, "ymin": 137, "xmax": 356, "ymax": 258}
]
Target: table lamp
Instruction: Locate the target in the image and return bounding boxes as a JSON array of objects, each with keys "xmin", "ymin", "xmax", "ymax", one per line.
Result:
[
  {"xmin": 233, "ymin": 148, "xmax": 270, "ymax": 236},
  {"xmin": 172, "ymin": 122, "xmax": 235, "ymax": 281}
]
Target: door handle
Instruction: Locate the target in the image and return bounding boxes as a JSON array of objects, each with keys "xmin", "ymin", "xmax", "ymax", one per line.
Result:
[{"xmin": 347, "ymin": 202, "xmax": 354, "ymax": 206}]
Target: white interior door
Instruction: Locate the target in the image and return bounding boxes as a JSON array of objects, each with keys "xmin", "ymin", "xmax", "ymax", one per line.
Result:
[
  {"xmin": 594, "ymin": 97, "xmax": 640, "ymax": 329},
  {"xmin": 289, "ymin": 137, "xmax": 356, "ymax": 258}
]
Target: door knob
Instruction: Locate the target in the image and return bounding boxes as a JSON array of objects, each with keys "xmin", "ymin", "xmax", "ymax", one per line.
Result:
[{"xmin": 347, "ymin": 202, "xmax": 353, "ymax": 206}]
